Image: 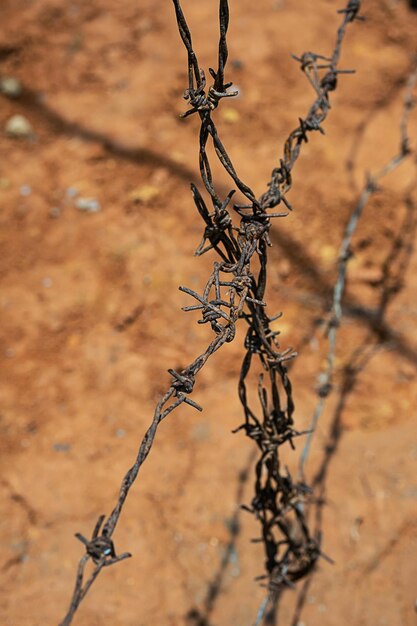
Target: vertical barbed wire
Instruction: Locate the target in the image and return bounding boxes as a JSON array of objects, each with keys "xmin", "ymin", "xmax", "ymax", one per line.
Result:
[{"xmin": 59, "ymin": 2, "xmax": 363, "ymax": 624}]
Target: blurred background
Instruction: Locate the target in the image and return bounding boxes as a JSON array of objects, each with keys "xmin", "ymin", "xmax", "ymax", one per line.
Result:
[{"xmin": 1, "ymin": 1, "xmax": 417, "ymax": 624}]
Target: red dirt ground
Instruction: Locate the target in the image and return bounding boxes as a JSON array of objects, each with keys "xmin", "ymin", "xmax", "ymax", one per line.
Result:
[{"xmin": 1, "ymin": 1, "xmax": 417, "ymax": 625}]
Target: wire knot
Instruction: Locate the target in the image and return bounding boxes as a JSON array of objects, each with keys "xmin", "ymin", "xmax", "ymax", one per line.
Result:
[
  {"xmin": 181, "ymin": 68, "xmax": 238, "ymax": 118},
  {"xmin": 338, "ymin": 0, "xmax": 362, "ymax": 22},
  {"xmin": 75, "ymin": 515, "xmax": 131, "ymax": 566},
  {"xmin": 321, "ymin": 70, "xmax": 338, "ymax": 92},
  {"xmin": 168, "ymin": 369, "xmax": 195, "ymax": 394}
]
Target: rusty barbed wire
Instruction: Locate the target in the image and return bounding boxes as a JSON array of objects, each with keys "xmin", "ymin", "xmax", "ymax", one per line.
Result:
[
  {"xmin": 298, "ymin": 66, "xmax": 417, "ymax": 482},
  {"xmin": 59, "ymin": 1, "xmax": 363, "ymax": 624},
  {"xmin": 260, "ymin": 66, "xmax": 416, "ymax": 626}
]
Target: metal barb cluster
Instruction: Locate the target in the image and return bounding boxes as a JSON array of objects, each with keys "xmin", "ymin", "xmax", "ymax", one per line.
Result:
[
  {"xmin": 60, "ymin": 1, "xmax": 363, "ymax": 624},
  {"xmin": 171, "ymin": 0, "xmax": 363, "ymax": 594}
]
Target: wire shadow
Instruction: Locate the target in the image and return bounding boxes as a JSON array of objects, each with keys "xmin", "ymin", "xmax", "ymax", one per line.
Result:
[
  {"xmin": 345, "ymin": 73, "xmax": 408, "ymax": 182},
  {"xmin": 269, "ymin": 210, "xmax": 417, "ymax": 368},
  {"xmin": 4, "ymin": 87, "xmax": 417, "ymax": 368},
  {"xmin": 1, "ymin": 87, "xmax": 197, "ymax": 183},
  {"xmin": 287, "ymin": 190, "xmax": 417, "ymax": 626},
  {"xmin": 185, "ymin": 450, "xmax": 256, "ymax": 626}
]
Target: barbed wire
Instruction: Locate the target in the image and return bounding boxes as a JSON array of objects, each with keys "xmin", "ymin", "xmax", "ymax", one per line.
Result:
[
  {"xmin": 298, "ymin": 65, "xmax": 417, "ymax": 482},
  {"xmin": 59, "ymin": 1, "xmax": 363, "ymax": 624},
  {"xmin": 284, "ymin": 69, "xmax": 417, "ymax": 626}
]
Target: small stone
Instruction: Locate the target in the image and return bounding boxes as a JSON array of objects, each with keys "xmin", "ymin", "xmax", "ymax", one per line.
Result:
[
  {"xmin": 49, "ymin": 207, "xmax": 61, "ymax": 218},
  {"xmin": 66, "ymin": 187, "xmax": 78, "ymax": 198},
  {"xmin": 231, "ymin": 59, "xmax": 244, "ymax": 70},
  {"xmin": 0, "ymin": 76, "xmax": 22, "ymax": 98},
  {"xmin": 53, "ymin": 442, "xmax": 70, "ymax": 452},
  {"xmin": 319, "ymin": 245, "xmax": 336, "ymax": 263},
  {"xmin": 116, "ymin": 428, "xmax": 126, "ymax": 438},
  {"xmin": 20, "ymin": 184, "xmax": 32, "ymax": 197},
  {"xmin": 220, "ymin": 108, "xmax": 240, "ymax": 124},
  {"xmin": 42, "ymin": 277, "xmax": 53, "ymax": 288},
  {"xmin": 130, "ymin": 185, "xmax": 159, "ymax": 204},
  {"xmin": 75, "ymin": 197, "xmax": 101, "ymax": 213},
  {"xmin": 5, "ymin": 114, "xmax": 33, "ymax": 139}
]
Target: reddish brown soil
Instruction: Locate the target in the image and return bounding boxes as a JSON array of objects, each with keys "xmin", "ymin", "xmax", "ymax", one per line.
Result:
[{"xmin": 1, "ymin": 1, "xmax": 417, "ymax": 625}]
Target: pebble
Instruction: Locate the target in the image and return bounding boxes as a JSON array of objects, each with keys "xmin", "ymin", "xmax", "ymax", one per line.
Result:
[
  {"xmin": 66, "ymin": 186, "xmax": 78, "ymax": 199},
  {"xmin": 319, "ymin": 244, "xmax": 336, "ymax": 263},
  {"xmin": 4, "ymin": 115, "xmax": 33, "ymax": 139},
  {"xmin": 75, "ymin": 197, "xmax": 101, "ymax": 213},
  {"xmin": 231, "ymin": 59, "xmax": 244, "ymax": 70},
  {"xmin": 220, "ymin": 108, "xmax": 240, "ymax": 124},
  {"xmin": 115, "ymin": 428, "xmax": 126, "ymax": 438},
  {"xmin": 42, "ymin": 277, "xmax": 53, "ymax": 288},
  {"xmin": 53, "ymin": 442, "xmax": 71, "ymax": 453},
  {"xmin": 0, "ymin": 76, "xmax": 22, "ymax": 98},
  {"xmin": 49, "ymin": 207, "xmax": 61, "ymax": 218},
  {"xmin": 130, "ymin": 185, "xmax": 159, "ymax": 204},
  {"xmin": 19, "ymin": 184, "xmax": 32, "ymax": 197},
  {"xmin": 5, "ymin": 114, "xmax": 33, "ymax": 139}
]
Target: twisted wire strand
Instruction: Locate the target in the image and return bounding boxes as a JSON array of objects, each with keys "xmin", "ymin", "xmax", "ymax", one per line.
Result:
[
  {"xmin": 59, "ymin": 2, "xmax": 363, "ymax": 624},
  {"xmin": 298, "ymin": 66, "xmax": 417, "ymax": 481}
]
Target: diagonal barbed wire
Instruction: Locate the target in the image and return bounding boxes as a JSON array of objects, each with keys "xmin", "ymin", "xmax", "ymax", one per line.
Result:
[
  {"xmin": 298, "ymin": 65, "xmax": 417, "ymax": 482},
  {"xmin": 282, "ymin": 67, "xmax": 417, "ymax": 626},
  {"xmin": 59, "ymin": 2, "xmax": 363, "ymax": 624}
]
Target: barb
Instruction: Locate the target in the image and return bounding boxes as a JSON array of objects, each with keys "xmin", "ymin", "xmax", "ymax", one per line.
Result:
[
  {"xmin": 260, "ymin": 0, "xmax": 363, "ymax": 212},
  {"xmin": 298, "ymin": 66, "xmax": 417, "ymax": 481},
  {"xmin": 288, "ymin": 64, "xmax": 417, "ymax": 626},
  {"xmin": 60, "ymin": 1, "xmax": 363, "ymax": 623}
]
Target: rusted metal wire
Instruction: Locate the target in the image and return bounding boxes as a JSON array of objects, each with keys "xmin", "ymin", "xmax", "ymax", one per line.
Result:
[
  {"xmin": 59, "ymin": 2, "xmax": 363, "ymax": 624},
  {"xmin": 285, "ymin": 70, "xmax": 417, "ymax": 626},
  {"xmin": 298, "ymin": 66, "xmax": 417, "ymax": 481}
]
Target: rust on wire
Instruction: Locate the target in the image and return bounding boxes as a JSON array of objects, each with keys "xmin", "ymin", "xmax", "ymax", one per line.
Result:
[
  {"xmin": 59, "ymin": 2, "xmax": 363, "ymax": 624},
  {"xmin": 287, "ymin": 66, "xmax": 417, "ymax": 626},
  {"xmin": 299, "ymin": 66, "xmax": 417, "ymax": 482}
]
